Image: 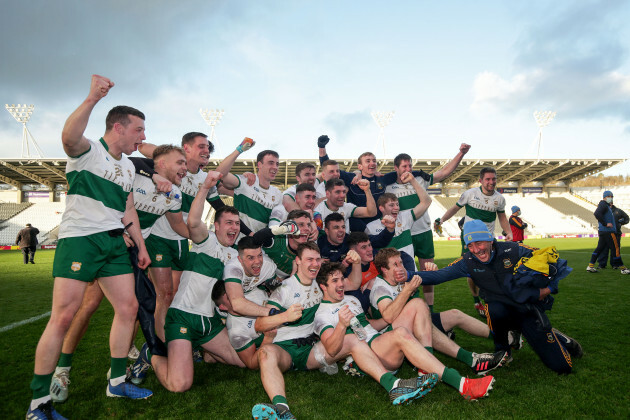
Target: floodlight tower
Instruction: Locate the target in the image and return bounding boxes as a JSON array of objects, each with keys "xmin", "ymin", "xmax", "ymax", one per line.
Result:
[
  {"xmin": 5, "ymin": 104, "xmax": 45, "ymax": 158},
  {"xmin": 533, "ymin": 110, "xmax": 556, "ymax": 160},
  {"xmin": 200, "ymin": 108, "xmax": 225, "ymax": 157},
  {"xmin": 371, "ymin": 111, "xmax": 395, "ymax": 157}
]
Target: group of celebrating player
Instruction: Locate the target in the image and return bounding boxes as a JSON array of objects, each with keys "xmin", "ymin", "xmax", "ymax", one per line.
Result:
[{"xmin": 27, "ymin": 75, "xmax": 583, "ymax": 420}]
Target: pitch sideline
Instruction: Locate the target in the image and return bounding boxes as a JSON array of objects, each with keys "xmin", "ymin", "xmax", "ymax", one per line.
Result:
[{"xmin": 0, "ymin": 311, "xmax": 51, "ymax": 333}]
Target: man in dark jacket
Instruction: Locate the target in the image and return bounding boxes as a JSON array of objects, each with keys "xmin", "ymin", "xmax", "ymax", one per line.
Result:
[
  {"xmin": 16, "ymin": 223, "xmax": 39, "ymax": 264},
  {"xmin": 587, "ymin": 191, "xmax": 629, "ymax": 274},
  {"xmin": 596, "ymin": 203, "xmax": 629, "ymax": 269}
]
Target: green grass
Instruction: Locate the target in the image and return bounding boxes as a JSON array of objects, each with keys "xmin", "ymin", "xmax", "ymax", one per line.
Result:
[{"xmin": 1, "ymin": 238, "xmax": 629, "ymax": 419}]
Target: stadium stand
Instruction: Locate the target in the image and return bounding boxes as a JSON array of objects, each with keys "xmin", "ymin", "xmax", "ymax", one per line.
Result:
[
  {"xmin": 538, "ymin": 197, "xmax": 597, "ymax": 228},
  {"xmin": 0, "ymin": 202, "xmax": 32, "ymax": 222},
  {"xmin": 0, "ymin": 202, "xmax": 64, "ymax": 245}
]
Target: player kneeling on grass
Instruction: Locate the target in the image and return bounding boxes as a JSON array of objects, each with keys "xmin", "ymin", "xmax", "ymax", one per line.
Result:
[
  {"xmin": 369, "ymin": 248, "xmax": 508, "ymax": 376},
  {"xmin": 251, "ymin": 243, "xmax": 432, "ymax": 420},
  {"xmin": 315, "ymin": 262, "xmax": 497, "ymax": 400}
]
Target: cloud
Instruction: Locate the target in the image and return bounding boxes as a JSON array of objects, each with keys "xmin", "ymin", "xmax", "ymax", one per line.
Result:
[
  {"xmin": 471, "ymin": 0, "xmax": 630, "ymax": 131},
  {"xmin": 323, "ymin": 109, "xmax": 372, "ymax": 141}
]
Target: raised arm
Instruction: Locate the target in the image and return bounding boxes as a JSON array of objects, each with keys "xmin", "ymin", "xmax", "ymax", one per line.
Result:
[
  {"xmin": 216, "ymin": 138, "xmax": 255, "ymax": 189},
  {"xmin": 432, "ymin": 143, "xmax": 470, "ymax": 183},
  {"xmin": 188, "ymin": 171, "xmax": 222, "ymax": 243},
  {"xmin": 401, "ymin": 172, "xmax": 432, "ymax": 219},
  {"xmin": 61, "ymin": 74, "xmax": 114, "ymax": 157},
  {"xmin": 352, "ymin": 179, "xmax": 377, "ymax": 218},
  {"xmin": 341, "ymin": 250, "xmax": 362, "ymax": 291}
]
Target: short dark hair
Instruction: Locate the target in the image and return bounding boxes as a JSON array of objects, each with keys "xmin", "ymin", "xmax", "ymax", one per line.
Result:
[
  {"xmin": 347, "ymin": 232, "xmax": 369, "ymax": 248},
  {"xmin": 153, "ymin": 144, "xmax": 185, "ymax": 161},
  {"xmin": 257, "ymin": 150, "xmax": 279, "ymax": 163},
  {"xmin": 394, "ymin": 153, "xmax": 412, "ymax": 168},
  {"xmin": 324, "ymin": 212, "xmax": 345, "ymax": 228},
  {"xmin": 105, "ymin": 106, "xmax": 145, "ymax": 132},
  {"xmin": 237, "ymin": 236, "xmax": 261, "ymax": 253},
  {"xmin": 295, "ymin": 162, "xmax": 316, "ymax": 178},
  {"xmin": 316, "ymin": 262, "xmax": 344, "ymax": 287},
  {"xmin": 377, "ymin": 193, "xmax": 398, "ymax": 208},
  {"xmin": 211, "ymin": 279, "xmax": 226, "ymax": 304},
  {"xmin": 215, "ymin": 206, "xmax": 240, "ymax": 223},
  {"xmin": 181, "ymin": 132, "xmax": 215, "ymax": 154},
  {"xmin": 287, "ymin": 209, "xmax": 312, "ymax": 221},
  {"xmin": 358, "ymin": 152, "xmax": 375, "ymax": 165},
  {"xmin": 325, "ymin": 178, "xmax": 346, "ymax": 192},
  {"xmin": 295, "ymin": 183, "xmax": 316, "ymax": 194},
  {"xmin": 321, "ymin": 159, "xmax": 339, "ymax": 169},
  {"xmin": 479, "ymin": 167, "xmax": 497, "ymax": 179},
  {"xmin": 296, "ymin": 241, "xmax": 320, "ymax": 258},
  {"xmin": 374, "ymin": 248, "xmax": 400, "ymax": 275}
]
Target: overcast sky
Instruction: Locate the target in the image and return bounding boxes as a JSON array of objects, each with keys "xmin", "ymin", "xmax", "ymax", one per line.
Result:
[{"xmin": 1, "ymin": 0, "xmax": 628, "ymax": 175}]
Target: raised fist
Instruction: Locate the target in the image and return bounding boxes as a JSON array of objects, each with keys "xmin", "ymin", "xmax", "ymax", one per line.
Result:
[
  {"xmin": 356, "ymin": 179, "xmax": 370, "ymax": 191},
  {"xmin": 344, "ymin": 249, "xmax": 361, "ymax": 265},
  {"xmin": 236, "ymin": 137, "xmax": 255, "ymax": 154},
  {"xmin": 89, "ymin": 74, "xmax": 114, "ymax": 101},
  {"xmin": 204, "ymin": 171, "xmax": 222, "ymax": 189},
  {"xmin": 460, "ymin": 143, "xmax": 471, "ymax": 154},
  {"xmin": 381, "ymin": 214, "xmax": 396, "ymax": 230},
  {"xmin": 317, "ymin": 135, "xmax": 330, "ymax": 148},
  {"xmin": 400, "ymin": 172, "xmax": 414, "ymax": 184}
]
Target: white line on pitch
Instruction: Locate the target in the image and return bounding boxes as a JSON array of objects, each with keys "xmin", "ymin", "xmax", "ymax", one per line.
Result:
[{"xmin": 0, "ymin": 311, "xmax": 51, "ymax": 333}]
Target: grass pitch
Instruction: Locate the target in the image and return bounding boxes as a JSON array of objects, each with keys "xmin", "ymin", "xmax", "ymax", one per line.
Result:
[{"xmin": 1, "ymin": 238, "xmax": 629, "ymax": 419}]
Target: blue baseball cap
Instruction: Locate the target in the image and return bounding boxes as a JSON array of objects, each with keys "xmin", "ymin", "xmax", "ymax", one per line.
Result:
[
  {"xmin": 603, "ymin": 190, "xmax": 613, "ymax": 198},
  {"xmin": 463, "ymin": 220, "xmax": 494, "ymax": 245},
  {"xmin": 511, "ymin": 206, "xmax": 520, "ymax": 213}
]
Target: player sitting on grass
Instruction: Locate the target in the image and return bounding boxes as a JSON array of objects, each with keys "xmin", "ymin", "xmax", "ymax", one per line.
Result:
[
  {"xmin": 369, "ymin": 248, "xmax": 509, "ymax": 376},
  {"xmin": 315, "ymin": 262, "xmax": 496, "ymax": 401},
  {"xmin": 250, "ymin": 243, "xmax": 432, "ymax": 420}
]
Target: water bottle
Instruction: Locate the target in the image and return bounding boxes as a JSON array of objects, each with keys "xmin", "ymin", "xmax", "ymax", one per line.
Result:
[{"xmin": 350, "ymin": 316, "xmax": 367, "ymax": 341}]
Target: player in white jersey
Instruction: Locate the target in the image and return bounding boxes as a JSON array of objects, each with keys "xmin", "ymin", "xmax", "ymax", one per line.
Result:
[
  {"xmin": 250, "ymin": 243, "xmax": 430, "ymax": 419},
  {"xmin": 27, "ymin": 75, "xmax": 153, "ymax": 420},
  {"xmin": 434, "ymin": 167, "xmax": 511, "ymax": 316},
  {"xmin": 221, "ymin": 150, "xmax": 283, "ymax": 232},
  {"xmin": 365, "ymin": 172, "xmax": 432, "ymax": 270},
  {"xmin": 131, "ymin": 172, "xmax": 246, "ymax": 392},
  {"xmin": 282, "ymin": 162, "xmax": 324, "ymax": 213},
  {"xmin": 270, "ymin": 183, "xmax": 321, "ymax": 240},
  {"xmin": 314, "ymin": 178, "xmax": 376, "ymax": 233}
]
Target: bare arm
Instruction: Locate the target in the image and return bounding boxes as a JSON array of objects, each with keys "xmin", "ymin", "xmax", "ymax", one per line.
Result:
[
  {"xmin": 165, "ymin": 211, "xmax": 189, "ymax": 238},
  {"xmin": 319, "ymin": 306, "xmax": 353, "ymax": 357},
  {"xmin": 62, "ymin": 75, "xmax": 114, "ymax": 157},
  {"xmin": 440, "ymin": 204, "xmax": 462, "ymax": 224},
  {"xmin": 401, "ymin": 173, "xmax": 432, "ymax": 219},
  {"xmin": 138, "ymin": 143, "xmax": 157, "ymax": 159},
  {"xmin": 188, "ymin": 171, "xmax": 222, "ymax": 243},
  {"xmin": 432, "ymin": 143, "xmax": 470, "ymax": 183},
  {"xmin": 378, "ymin": 277, "xmax": 421, "ymax": 324},
  {"xmin": 225, "ymin": 282, "xmax": 271, "ymax": 317},
  {"xmin": 352, "ymin": 179, "xmax": 377, "ymax": 218},
  {"xmin": 498, "ymin": 212, "xmax": 512, "ymax": 241},
  {"xmin": 342, "ymin": 251, "xmax": 362, "ymax": 291},
  {"xmin": 254, "ymin": 304, "xmax": 303, "ymax": 332},
  {"xmin": 283, "ymin": 195, "xmax": 300, "ymax": 212},
  {"xmin": 216, "ymin": 138, "xmax": 255, "ymax": 188},
  {"xmin": 121, "ymin": 192, "xmax": 150, "ymax": 269}
]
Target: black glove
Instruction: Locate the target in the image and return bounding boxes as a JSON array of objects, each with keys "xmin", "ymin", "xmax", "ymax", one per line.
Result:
[{"xmin": 317, "ymin": 135, "xmax": 330, "ymax": 148}]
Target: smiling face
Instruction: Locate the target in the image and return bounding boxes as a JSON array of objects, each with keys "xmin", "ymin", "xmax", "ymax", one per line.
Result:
[
  {"xmin": 321, "ymin": 164, "xmax": 340, "ymax": 181},
  {"xmin": 295, "ymin": 190, "xmax": 316, "ymax": 211},
  {"xmin": 480, "ymin": 172, "xmax": 497, "ymax": 195},
  {"xmin": 379, "ymin": 198, "xmax": 399, "ymax": 218},
  {"xmin": 157, "ymin": 150, "xmax": 187, "ymax": 186},
  {"xmin": 296, "ymin": 248, "xmax": 322, "ymax": 282},
  {"xmin": 395, "ymin": 159, "xmax": 412, "ymax": 179},
  {"xmin": 238, "ymin": 247, "xmax": 264, "ymax": 277},
  {"xmin": 214, "ymin": 211, "xmax": 241, "ymax": 247},
  {"xmin": 468, "ymin": 240, "xmax": 493, "ymax": 263},
  {"xmin": 287, "ymin": 216, "xmax": 313, "ymax": 248},
  {"xmin": 184, "ymin": 136, "xmax": 211, "ymax": 171},
  {"xmin": 358, "ymin": 153, "xmax": 377, "ymax": 177},
  {"xmin": 296, "ymin": 167, "xmax": 317, "ymax": 185},
  {"xmin": 325, "ymin": 220, "xmax": 346, "ymax": 246},
  {"xmin": 257, "ymin": 154, "xmax": 280, "ymax": 183},
  {"xmin": 327, "ymin": 186, "xmax": 347, "ymax": 209},
  {"xmin": 320, "ymin": 270, "xmax": 345, "ymax": 303},
  {"xmin": 351, "ymin": 240, "xmax": 373, "ymax": 264},
  {"xmin": 118, "ymin": 115, "xmax": 146, "ymax": 155}
]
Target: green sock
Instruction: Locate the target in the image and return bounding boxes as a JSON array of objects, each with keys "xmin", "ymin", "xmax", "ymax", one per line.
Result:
[
  {"xmin": 379, "ymin": 372, "xmax": 398, "ymax": 392},
  {"xmin": 425, "ymin": 346, "xmax": 434, "ymax": 354},
  {"xmin": 57, "ymin": 352, "xmax": 73, "ymax": 368},
  {"xmin": 441, "ymin": 367, "xmax": 463, "ymax": 390},
  {"xmin": 30, "ymin": 373, "xmax": 54, "ymax": 399},
  {"xmin": 272, "ymin": 395, "xmax": 288, "ymax": 406},
  {"xmin": 473, "ymin": 296, "xmax": 481, "ymax": 304},
  {"xmin": 428, "ymin": 304, "xmax": 434, "ymax": 313},
  {"xmin": 110, "ymin": 357, "xmax": 127, "ymax": 379},
  {"xmin": 456, "ymin": 348, "xmax": 474, "ymax": 366}
]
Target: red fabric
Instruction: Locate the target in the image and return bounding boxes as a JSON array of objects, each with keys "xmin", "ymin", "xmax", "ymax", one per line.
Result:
[
  {"xmin": 361, "ymin": 262, "xmax": 379, "ymax": 287},
  {"xmin": 510, "ymin": 215, "xmax": 525, "ymax": 241}
]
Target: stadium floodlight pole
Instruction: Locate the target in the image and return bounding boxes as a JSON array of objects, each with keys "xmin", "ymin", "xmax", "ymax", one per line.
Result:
[
  {"xmin": 200, "ymin": 108, "xmax": 225, "ymax": 157},
  {"xmin": 533, "ymin": 110, "xmax": 556, "ymax": 160},
  {"xmin": 5, "ymin": 104, "xmax": 45, "ymax": 159},
  {"xmin": 371, "ymin": 111, "xmax": 395, "ymax": 157}
]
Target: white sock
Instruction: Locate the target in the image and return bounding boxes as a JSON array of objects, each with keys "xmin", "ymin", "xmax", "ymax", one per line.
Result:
[
  {"xmin": 458, "ymin": 378, "xmax": 466, "ymax": 393},
  {"xmin": 392, "ymin": 379, "xmax": 400, "ymax": 389},
  {"xmin": 30, "ymin": 396, "xmax": 51, "ymax": 411},
  {"xmin": 109, "ymin": 375, "xmax": 126, "ymax": 386}
]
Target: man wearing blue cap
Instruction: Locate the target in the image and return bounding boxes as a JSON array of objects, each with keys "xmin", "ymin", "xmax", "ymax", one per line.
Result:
[
  {"xmin": 414, "ymin": 219, "xmax": 582, "ymax": 374},
  {"xmin": 509, "ymin": 206, "xmax": 527, "ymax": 243},
  {"xmin": 587, "ymin": 191, "xmax": 630, "ymax": 274}
]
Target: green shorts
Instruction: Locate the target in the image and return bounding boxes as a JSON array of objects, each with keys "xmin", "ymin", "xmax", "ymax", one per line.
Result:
[
  {"xmin": 145, "ymin": 234, "xmax": 189, "ymax": 271},
  {"xmin": 52, "ymin": 232, "xmax": 132, "ymax": 281},
  {"xmin": 275, "ymin": 339, "xmax": 314, "ymax": 371},
  {"xmin": 411, "ymin": 231, "xmax": 435, "ymax": 260},
  {"xmin": 164, "ymin": 307, "xmax": 225, "ymax": 348}
]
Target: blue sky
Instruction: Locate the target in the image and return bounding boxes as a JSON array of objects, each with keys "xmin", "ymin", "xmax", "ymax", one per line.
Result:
[{"xmin": 1, "ymin": 0, "xmax": 628, "ymax": 175}]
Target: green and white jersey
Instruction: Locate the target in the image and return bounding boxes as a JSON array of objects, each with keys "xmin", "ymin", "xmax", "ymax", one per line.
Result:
[
  {"xmin": 314, "ymin": 295, "xmax": 379, "ymax": 342},
  {"xmin": 267, "ymin": 274, "xmax": 322, "ymax": 342},
  {"xmin": 385, "ymin": 173, "xmax": 433, "ymax": 235},
  {"xmin": 369, "ymin": 276, "xmax": 420, "ymax": 321},
  {"xmin": 314, "ymin": 201, "xmax": 357, "ymax": 233},
  {"xmin": 283, "ymin": 180, "xmax": 324, "ymax": 200},
  {"xmin": 151, "ymin": 169, "xmax": 219, "ymax": 240},
  {"xmin": 170, "ymin": 232, "xmax": 238, "ymax": 317},
  {"xmin": 364, "ymin": 209, "xmax": 416, "ymax": 258},
  {"xmin": 263, "ymin": 235, "xmax": 296, "ymax": 278},
  {"xmin": 226, "ymin": 287, "xmax": 268, "ymax": 351},
  {"xmin": 457, "ymin": 187, "xmax": 506, "ymax": 232},
  {"xmin": 132, "ymin": 175, "xmax": 182, "ymax": 239},
  {"xmin": 223, "ymin": 255, "xmax": 277, "ymax": 293},
  {"xmin": 269, "ymin": 204, "xmax": 288, "ymax": 227},
  {"xmin": 60, "ymin": 138, "xmax": 135, "ymax": 239},
  {"xmin": 233, "ymin": 174, "xmax": 282, "ymax": 232}
]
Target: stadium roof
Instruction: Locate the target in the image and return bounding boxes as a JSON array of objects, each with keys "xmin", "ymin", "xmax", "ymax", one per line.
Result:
[{"xmin": 0, "ymin": 157, "xmax": 625, "ymax": 190}]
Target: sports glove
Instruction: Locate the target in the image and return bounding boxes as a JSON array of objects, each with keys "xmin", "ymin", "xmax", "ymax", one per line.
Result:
[
  {"xmin": 236, "ymin": 137, "xmax": 255, "ymax": 153},
  {"xmin": 434, "ymin": 218, "xmax": 443, "ymax": 235},
  {"xmin": 317, "ymin": 135, "xmax": 330, "ymax": 148},
  {"xmin": 270, "ymin": 220, "xmax": 300, "ymax": 236}
]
